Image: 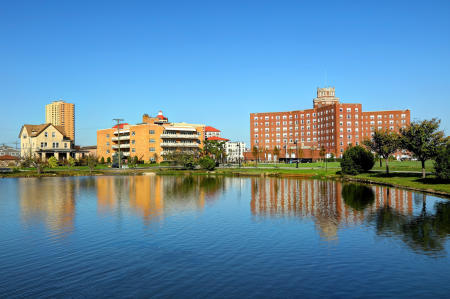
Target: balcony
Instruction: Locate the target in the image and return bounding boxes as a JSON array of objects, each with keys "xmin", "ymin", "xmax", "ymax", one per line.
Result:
[
  {"xmin": 160, "ymin": 133, "xmax": 199, "ymax": 139},
  {"xmin": 113, "ymin": 129, "xmax": 130, "ymax": 135},
  {"xmin": 112, "ymin": 144, "xmax": 130, "ymax": 149},
  {"xmin": 160, "ymin": 142, "xmax": 199, "ymax": 148},
  {"xmin": 111, "ymin": 136, "xmax": 130, "ymax": 141}
]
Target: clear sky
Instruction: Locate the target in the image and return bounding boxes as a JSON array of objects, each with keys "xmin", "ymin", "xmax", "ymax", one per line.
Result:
[{"xmin": 1, "ymin": 0, "xmax": 449, "ymax": 147}]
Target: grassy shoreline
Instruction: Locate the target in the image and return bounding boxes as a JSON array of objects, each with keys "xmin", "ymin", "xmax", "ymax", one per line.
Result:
[{"xmin": 2, "ymin": 165, "xmax": 448, "ymax": 197}]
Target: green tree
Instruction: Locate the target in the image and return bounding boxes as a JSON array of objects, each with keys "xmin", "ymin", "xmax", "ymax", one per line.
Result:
[
  {"xmin": 106, "ymin": 156, "xmax": 111, "ymax": 164},
  {"xmin": 199, "ymin": 156, "xmax": 216, "ymax": 171},
  {"xmin": 68, "ymin": 157, "xmax": 76, "ymax": 168},
  {"xmin": 86, "ymin": 154, "xmax": 98, "ymax": 174},
  {"xmin": 363, "ymin": 129, "xmax": 400, "ymax": 175},
  {"xmin": 272, "ymin": 146, "xmax": 280, "ymax": 163},
  {"xmin": 128, "ymin": 155, "xmax": 137, "ymax": 169},
  {"xmin": 434, "ymin": 141, "xmax": 450, "ymax": 181},
  {"xmin": 400, "ymin": 118, "xmax": 446, "ymax": 178},
  {"xmin": 100, "ymin": 157, "xmax": 105, "ymax": 164},
  {"xmin": 203, "ymin": 140, "xmax": 225, "ymax": 164},
  {"xmin": 47, "ymin": 156, "xmax": 58, "ymax": 168},
  {"xmin": 319, "ymin": 146, "xmax": 326, "ymax": 163},
  {"xmin": 341, "ymin": 145, "xmax": 375, "ymax": 175},
  {"xmin": 252, "ymin": 145, "xmax": 259, "ymax": 165}
]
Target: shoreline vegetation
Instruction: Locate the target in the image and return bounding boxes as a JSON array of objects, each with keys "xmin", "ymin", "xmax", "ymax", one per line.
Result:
[{"xmin": 2, "ymin": 160, "xmax": 449, "ymax": 197}]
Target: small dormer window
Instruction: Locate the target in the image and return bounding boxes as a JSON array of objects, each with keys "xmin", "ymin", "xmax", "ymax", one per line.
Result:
[
  {"xmin": 45, "ymin": 132, "xmax": 48, "ymax": 138},
  {"xmin": 23, "ymin": 134, "xmax": 27, "ymax": 139}
]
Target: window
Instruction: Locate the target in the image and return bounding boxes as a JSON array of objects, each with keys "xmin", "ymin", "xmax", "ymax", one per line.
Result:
[
  {"xmin": 149, "ymin": 130, "xmax": 155, "ymax": 134},
  {"xmin": 131, "ymin": 131, "xmax": 135, "ymax": 136},
  {"xmin": 149, "ymin": 139, "xmax": 155, "ymax": 143},
  {"xmin": 64, "ymin": 143, "xmax": 67, "ymax": 148},
  {"xmin": 44, "ymin": 132, "xmax": 48, "ymax": 137},
  {"xmin": 131, "ymin": 140, "xmax": 135, "ymax": 144},
  {"xmin": 107, "ymin": 150, "xmax": 110, "ymax": 154},
  {"xmin": 52, "ymin": 132, "xmax": 55, "ymax": 137},
  {"xmin": 132, "ymin": 148, "xmax": 136, "ymax": 152},
  {"xmin": 106, "ymin": 134, "xmax": 110, "ymax": 138},
  {"xmin": 106, "ymin": 142, "xmax": 110, "ymax": 146},
  {"xmin": 346, "ymin": 108, "xmax": 351, "ymax": 112}
]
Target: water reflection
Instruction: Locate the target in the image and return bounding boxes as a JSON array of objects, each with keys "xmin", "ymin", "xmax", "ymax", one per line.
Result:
[
  {"xmin": 96, "ymin": 175, "xmax": 225, "ymax": 224},
  {"xmin": 370, "ymin": 196, "xmax": 450, "ymax": 255},
  {"xmin": 250, "ymin": 178, "xmax": 415, "ymax": 240},
  {"xmin": 19, "ymin": 178, "xmax": 77, "ymax": 238},
  {"xmin": 16, "ymin": 176, "xmax": 449, "ymax": 255}
]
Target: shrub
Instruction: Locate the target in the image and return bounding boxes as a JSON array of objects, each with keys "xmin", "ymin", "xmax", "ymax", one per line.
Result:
[
  {"xmin": 100, "ymin": 157, "xmax": 105, "ymax": 164},
  {"xmin": 341, "ymin": 145, "xmax": 375, "ymax": 175},
  {"xmin": 68, "ymin": 157, "xmax": 76, "ymax": 168},
  {"xmin": 434, "ymin": 143, "xmax": 450, "ymax": 180},
  {"xmin": 107, "ymin": 157, "xmax": 111, "ymax": 164},
  {"xmin": 47, "ymin": 156, "xmax": 59, "ymax": 168},
  {"xmin": 199, "ymin": 156, "xmax": 216, "ymax": 171}
]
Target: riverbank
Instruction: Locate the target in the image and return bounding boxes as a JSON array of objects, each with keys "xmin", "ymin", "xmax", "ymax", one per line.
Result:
[{"xmin": 2, "ymin": 166, "xmax": 448, "ymax": 197}]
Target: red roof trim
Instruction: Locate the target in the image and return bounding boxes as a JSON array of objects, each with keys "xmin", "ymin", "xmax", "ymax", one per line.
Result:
[
  {"xmin": 207, "ymin": 136, "xmax": 229, "ymax": 141},
  {"xmin": 205, "ymin": 126, "xmax": 221, "ymax": 132}
]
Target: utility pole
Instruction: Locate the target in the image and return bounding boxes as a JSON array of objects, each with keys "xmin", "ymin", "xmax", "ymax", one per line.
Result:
[{"xmin": 113, "ymin": 118, "xmax": 124, "ymax": 169}]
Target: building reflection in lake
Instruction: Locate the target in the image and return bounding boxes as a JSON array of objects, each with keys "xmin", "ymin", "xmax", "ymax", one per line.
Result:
[
  {"xmin": 96, "ymin": 175, "xmax": 225, "ymax": 225},
  {"xmin": 19, "ymin": 178, "xmax": 77, "ymax": 238},
  {"xmin": 250, "ymin": 177, "xmax": 414, "ymax": 240}
]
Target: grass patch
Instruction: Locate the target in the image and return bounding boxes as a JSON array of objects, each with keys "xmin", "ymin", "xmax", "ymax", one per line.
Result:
[{"xmin": 351, "ymin": 172, "xmax": 450, "ymax": 195}]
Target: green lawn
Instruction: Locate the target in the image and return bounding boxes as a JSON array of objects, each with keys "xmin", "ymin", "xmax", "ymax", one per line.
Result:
[
  {"xmin": 352, "ymin": 172, "xmax": 450, "ymax": 195},
  {"xmin": 371, "ymin": 160, "xmax": 434, "ymax": 172}
]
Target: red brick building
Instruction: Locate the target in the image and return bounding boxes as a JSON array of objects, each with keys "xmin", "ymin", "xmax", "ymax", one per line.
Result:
[{"xmin": 250, "ymin": 87, "xmax": 410, "ymax": 161}]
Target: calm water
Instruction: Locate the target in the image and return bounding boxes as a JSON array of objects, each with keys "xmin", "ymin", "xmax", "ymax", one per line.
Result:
[{"xmin": 0, "ymin": 175, "xmax": 449, "ymax": 298}]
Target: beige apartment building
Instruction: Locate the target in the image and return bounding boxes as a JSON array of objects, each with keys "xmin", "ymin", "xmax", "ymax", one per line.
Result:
[
  {"xmin": 46, "ymin": 100, "xmax": 75, "ymax": 141},
  {"xmin": 19, "ymin": 123, "xmax": 76, "ymax": 160},
  {"xmin": 97, "ymin": 111, "xmax": 206, "ymax": 163}
]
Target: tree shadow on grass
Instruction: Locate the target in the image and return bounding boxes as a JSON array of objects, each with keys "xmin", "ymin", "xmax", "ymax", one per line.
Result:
[{"xmin": 366, "ymin": 171, "xmax": 449, "ymax": 185}]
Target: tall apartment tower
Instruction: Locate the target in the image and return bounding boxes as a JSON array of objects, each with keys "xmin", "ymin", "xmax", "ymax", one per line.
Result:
[{"xmin": 45, "ymin": 100, "xmax": 75, "ymax": 141}]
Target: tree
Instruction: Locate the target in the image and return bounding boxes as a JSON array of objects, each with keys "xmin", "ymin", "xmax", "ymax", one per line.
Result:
[
  {"xmin": 86, "ymin": 154, "xmax": 98, "ymax": 174},
  {"xmin": 199, "ymin": 156, "xmax": 216, "ymax": 171},
  {"xmin": 341, "ymin": 145, "xmax": 375, "ymax": 175},
  {"xmin": 434, "ymin": 141, "xmax": 450, "ymax": 181},
  {"xmin": 100, "ymin": 157, "xmax": 105, "ymax": 164},
  {"xmin": 67, "ymin": 156, "xmax": 76, "ymax": 168},
  {"xmin": 152, "ymin": 152, "xmax": 159, "ymax": 164},
  {"xmin": 400, "ymin": 118, "xmax": 446, "ymax": 178},
  {"xmin": 363, "ymin": 129, "xmax": 400, "ymax": 175},
  {"xmin": 47, "ymin": 156, "xmax": 58, "ymax": 168},
  {"xmin": 203, "ymin": 140, "xmax": 225, "ymax": 164},
  {"xmin": 128, "ymin": 155, "xmax": 137, "ymax": 169},
  {"xmin": 252, "ymin": 145, "xmax": 259, "ymax": 165},
  {"xmin": 272, "ymin": 146, "xmax": 280, "ymax": 163},
  {"xmin": 27, "ymin": 155, "xmax": 46, "ymax": 174},
  {"xmin": 319, "ymin": 146, "xmax": 326, "ymax": 163},
  {"xmin": 106, "ymin": 157, "xmax": 111, "ymax": 164},
  {"xmin": 297, "ymin": 146, "xmax": 304, "ymax": 163}
]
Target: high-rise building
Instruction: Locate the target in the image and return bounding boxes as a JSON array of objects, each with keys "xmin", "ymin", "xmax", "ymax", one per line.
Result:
[
  {"xmin": 250, "ymin": 87, "xmax": 411, "ymax": 160},
  {"xmin": 45, "ymin": 100, "xmax": 75, "ymax": 141}
]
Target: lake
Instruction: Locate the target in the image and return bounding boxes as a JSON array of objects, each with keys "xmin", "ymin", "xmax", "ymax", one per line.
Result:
[{"xmin": 0, "ymin": 175, "xmax": 449, "ymax": 298}]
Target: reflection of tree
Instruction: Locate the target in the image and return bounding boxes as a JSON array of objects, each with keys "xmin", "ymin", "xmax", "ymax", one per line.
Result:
[
  {"xmin": 164, "ymin": 175, "xmax": 224, "ymax": 200},
  {"xmin": 342, "ymin": 184, "xmax": 375, "ymax": 211},
  {"xmin": 371, "ymin": 200, "xmax": 450, "ymax": 255}
]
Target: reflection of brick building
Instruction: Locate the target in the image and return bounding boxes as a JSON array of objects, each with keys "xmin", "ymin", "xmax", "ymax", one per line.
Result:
[
  {"xmin": 250, "ymin": 177, "xmax": 413, "ymax": 240},
  {"xmin": 250, "ymin": 87, "xmax": 411, "ymax": 160}
]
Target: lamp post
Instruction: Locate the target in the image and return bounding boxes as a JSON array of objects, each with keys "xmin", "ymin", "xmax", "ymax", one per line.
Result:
[
  {"xmin": 238, "ymin": 142, "xmax": 241, "ymax": 168},
  {"xmin": 294, "ymin": 140, "xmax": 298, "ymax": 168},
  {"xmin": 284, "ymin": 140, "xmax": 288, "ymax": 164}
]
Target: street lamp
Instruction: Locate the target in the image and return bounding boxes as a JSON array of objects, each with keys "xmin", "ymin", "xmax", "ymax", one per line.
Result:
[
  {"xmin": 294, "ymin": 140, "xmax": 298, "ymax": 168},
  {"xmin": 238, "ymin": 142, "xmax": 241, "ymax": 168},
  {"xmin": 284, "ymin": 140, "xmax": 288, "ymax": 164}
]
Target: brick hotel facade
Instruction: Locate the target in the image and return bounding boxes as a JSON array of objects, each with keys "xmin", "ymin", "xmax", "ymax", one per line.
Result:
[{"xmin": 250, "ymin": 87, "xmax": 410, "ymax": 160}]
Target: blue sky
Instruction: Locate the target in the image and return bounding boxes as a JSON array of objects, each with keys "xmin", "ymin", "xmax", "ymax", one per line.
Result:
[{"xmin": 1, "ymin": 0, "xmax": 449, "ymax": 147}]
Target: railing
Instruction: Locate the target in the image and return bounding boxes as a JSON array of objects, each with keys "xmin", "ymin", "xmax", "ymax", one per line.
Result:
[
  {"xmin": 161, "ymin": 133, "xmax": 199, "ymax": 139},
  {"xmin": 160, "ymin": 142, "xmax": 199, "ymax": 148},
  {"xmin": 111, "ymin": 136, "xmax": 130, "ymax": 141},
  {"xmin": 112, "ymin": 144, "xmax": 130, "ymax": 149},
  {"xmin": 113, "ymin": 130, "xmax": 130, "ymax": 135}
]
